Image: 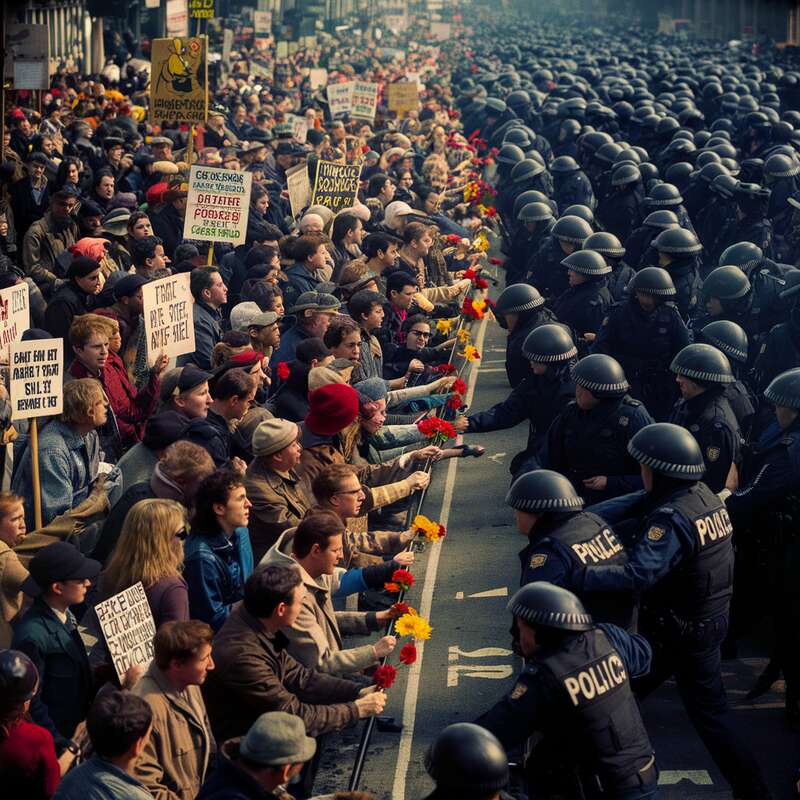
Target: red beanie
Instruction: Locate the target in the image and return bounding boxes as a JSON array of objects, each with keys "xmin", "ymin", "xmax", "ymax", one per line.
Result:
[{"xmin": 305, "ymin": 384, "xmax": 359, "ymax": 436}]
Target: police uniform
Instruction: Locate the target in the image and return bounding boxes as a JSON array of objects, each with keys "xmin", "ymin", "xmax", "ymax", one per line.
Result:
[
  {"xmin": 663, "ymin": 255, "xmax": 701, "ymax": 321},
  {"xmin": 605, "ymin": 262, "xmax": 635, "ymax": 303},
  {"xmin": 476, "ymin": 623, "xmax": 657, "ymax": 799},
  {"xmin": 527, "ymin": 235, "xmax": 572, "ymax": 302},
  {"xmin": 596, "ymin": 186, "xmax": 644, "ymax": 242},
  {"xmin": 552, "ymin": 281, "xmax": 612, "ymax": 349},
  {"xmin": 621, "ymin": 224, "xmax": 659, "ymax": 273},
  {"xmin": 752, "ymin": 320, "xmax": 800, "ymax": 394},
  {"xmin": 543, "ymin": 396, "xmax": 653, "ymax": 503},
  {"xmin": 520, "ymin": 511, "xmax": 635, "ymax": 629},
  {"xmin": 553, "ymin": 171, "xmax": 596, "ymax": 211},
  {"xmin": 594, "ymin": 299, "xmax": 690, "ymax": 421},
  {"xmin": 504, "ymin": 306, "xmax": 557, "ymax": 390},
  {"xmin": 507, "ymin": 223, "xmax": 553, "ymax": 285},
  {"xmin": 669, "ymin": 389, "xmax": 740, "ymax": 493}
]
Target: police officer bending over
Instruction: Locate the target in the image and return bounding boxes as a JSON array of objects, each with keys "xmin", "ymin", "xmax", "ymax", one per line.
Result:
[
  {"xmin": 476, "ymin": 583, "xmax": 658, "ymax": 800},
  {"xmin": 575, "ymin": 423, "xmax": 771, "ymax": 800}
]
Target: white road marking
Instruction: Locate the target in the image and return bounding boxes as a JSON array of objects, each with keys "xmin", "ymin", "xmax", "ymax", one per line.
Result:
[
  {"xmin": 448, "ymin": 645, "xmax": 513, "ymax": 661},
  {"xmin": 476, "ymin": 367, "xmax": 506, "ymax": 373},
  {"xmin": 488, "ymin": 452, "xmax": 507, "ymax": 464},
  {"xmin": 447, "ymin": 664, "xmax": 514, "ymax": 687},
  {"xmin": 658, "ymin": 770, "xmax": 713, "ymax": 786},
  {"xmin": 392, "ymin": 317, "xmax": 489, "ymax": 800},
  {"xmin": 455, "ymin": 587, "xmax": 509, "ymax": 600}
]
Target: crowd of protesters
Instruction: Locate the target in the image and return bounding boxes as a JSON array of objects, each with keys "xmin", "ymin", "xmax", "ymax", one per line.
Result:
[{"xmin": 3, "ymin": 3, "xmax": 800, "ymax": 799}]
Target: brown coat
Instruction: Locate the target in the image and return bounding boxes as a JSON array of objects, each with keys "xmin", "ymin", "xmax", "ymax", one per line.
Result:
[
  {"xmin": 243, "ymin": 462, "xmax": 310, "ymax": 562},
  {"xmin": 132, "ymin": 663, "xmax": 214, "ymax": 800},
  {"xmin": 0, "ymin": 541, "xmax": 28, "ymax": 648},
  {"xmin": 202, "ymin": 606, "xmax": 362, "ymax": 742},
  {"xmin": 22, "ymin": 211, "xmax": 79, "ymax": 293}
]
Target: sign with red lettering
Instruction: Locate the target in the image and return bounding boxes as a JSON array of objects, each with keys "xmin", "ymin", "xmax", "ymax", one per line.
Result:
[{"xmin": 183, "ymin": 164, "xmax": 252, "ymax": 245}]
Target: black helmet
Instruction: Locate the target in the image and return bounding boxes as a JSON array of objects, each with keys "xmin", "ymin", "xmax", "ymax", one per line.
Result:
[
  {"xmin": 645, "ymin": 182, "xmax": 683, "ymax": 207},
  {"xmin": 643, "ymin": 209, "xmax": 680, "ymax": 229},
  {"xmin": 665, "ymin": 161, "xmax": 694, "ymax": 189},
  {"xmin": 522, "ymin": 323, "xmax": 578, "ymax": 363},
  {"xmin": 552, "ymin": 215, "xmax": 593, "ymax": 244},
  {"xmin": 0, "ymin": 649, "xmax": 39, "ymax": 706},
  {"xmin": 496, "ymin": 143, "xmax": 526, "ymax": 166},
  {"xmin": 595, "ymin": 142, "xmax": 624, "ymax": 164},
  {"xmin": 506, "ymin": 469, "xmax": 583, "ymax": 512},
  {"xmin": 671, "ymin": 343, "xmax": 735, "ymax": 384},
  {"xmin": 506, "ymin": 89, "xmax": 532, "ymax": 111},
  {"xmin": 583, "ymin": 231, "xmax": 625, "ymax": 258},
  {"xmin": 572, "ymin": 354, "xmax": 629, "ymax": 397},
  {"xmin": 718, "ymin": 242, "xmax": 762, "ymax": 271},
  {"xmin": 508, "ymin": 582, "xmax": 593, "ymax": 631},
  {"xmin": 653, "ymin": 227, "xmax": 703, "ymax": 255},
  {"xmin": 495, "ymin": 284, "xmax": 545, "ymax": 316},
  {"xmin": 700, "ymin": 320, "xmax": 749, "ymax": 364},
  {"xmin": 628, "ymin": 267, "xmax": 677, "ymax": 297},
  {"xmin": 425, "ymin": 724, "xmax": 509, "ymax": 794},
  {"xmin": 518, "ymin": 201, "xmax": 554, "ymax": 223},
  {"xmin": 485, "ymin": 97, "xmax": 507, "ymax": 116},
  {"xmin": 579, "ymin": 130, "xmax": 613, "ymax": 155},
  {"xmin": 611, "ymin": 163, "xmax": 641, "ymax": 187},
  {"xmin": 561, "ymin": 249, "xmax": 611, "ymax": 276},
  {"xmin": 699, "ymin": 162, "xmax": 730, "ymax": 184},
  {"xmin": 710, "ymin": 174, "xmax": 739, "ymax": 198},
  {"xmin": 512, "ymin": 189, "xmax": 549, "ymax": 219},
  {"xmin": 561, "ymin": 204, "xmax": 595, "ymax": 225},
  {"xmin": 764, "ymin": 153, "xmax": 800, "ymax": 179},
  {"xmin": 551, "ymin": 155, "xmax": 581, "ymax": 173},
  {"xmin": 764, "ymin": 368, "xmax": 800, "ymax": 410},
  {"xmin": 627, "ymin": 422, "xmax": 705, "ymax": 480},
  {"xmin": 504, "ymin": 127, "xmax": 531, "ymax": 147},
  {"xmin": 701, "ymin": 266, "xmax": 750, "ymax": 300},
  {"xmin": 511, "ymin": 158, "xmax": 545, "ymax": 182}
]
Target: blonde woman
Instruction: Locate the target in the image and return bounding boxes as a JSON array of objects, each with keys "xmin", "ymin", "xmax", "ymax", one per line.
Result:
[
  {"xmin": 0, "ymin": 493, "xmax": 28, "ymax": 647},
  {"xmin": 97, "ymin": 498, "xmax": 189, "ymax": 626}
]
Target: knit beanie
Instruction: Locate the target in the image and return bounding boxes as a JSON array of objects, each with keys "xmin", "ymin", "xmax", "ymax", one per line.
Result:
[{"xmin": 305, "ymin": 384, "xmax": 360, "ymax": 436}]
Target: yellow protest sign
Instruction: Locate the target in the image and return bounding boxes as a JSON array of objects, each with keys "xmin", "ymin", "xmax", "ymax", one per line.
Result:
[
  {"xmin": 386, "ymin": 81, "xmax": 420, "ymax": 114},
  {"xmin": 150, "ymin": 36, "xmax": 208, "ymax": 123},
  {"xmin": 189, "ymin": 0, "xmax": 215, "ymax": 18}
]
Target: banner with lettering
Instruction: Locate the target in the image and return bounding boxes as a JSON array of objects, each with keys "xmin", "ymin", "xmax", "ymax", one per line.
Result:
[{"xmin": 311, "ymin": 160, "xmax": 362, "ymax": 212}]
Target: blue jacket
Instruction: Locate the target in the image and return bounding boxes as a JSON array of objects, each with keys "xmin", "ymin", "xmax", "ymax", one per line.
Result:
[
  {"xmin": 270, "ymin": 322, "xmax": 311, "ymax": 368},
  {"xmin": 183, "ymin": 527, "xmax": 254, "ymax": 631},
  {"xmin": 177, "ymin": 301, "xmax": 222, "ymax": 371},
  {"xmin": 280, "ymin": 263, "xmax": 319, "ymax": 311},
  {"xmin": 54, "ymin": 755, "xmax": 152, "ymax": 800}
]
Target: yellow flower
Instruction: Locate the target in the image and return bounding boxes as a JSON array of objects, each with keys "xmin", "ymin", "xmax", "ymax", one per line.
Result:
[
  {"xmin": 396, "ymin": 612, "xmax": 433, "ymax": 640},
  {"xmin": 472, "ymin": 232, "xmax": 490, "ymax": 253},
  {"xmin": 456, "ymin": 328, "xmax": 472, "ymax": 344},
  {"xmin": 436, "ymin": 318, "xmax": 453, "ymax": 336},
  {"xmin": 461, "ymin": 345, "xmax": 481, "ymax": 362},
  {"xmin": 413, "ymin": 514, "xmax": 446, "ymax": 541},
  {"xmin": 472, "ymin": 298, "xmax": 486, "ymax": 312}
]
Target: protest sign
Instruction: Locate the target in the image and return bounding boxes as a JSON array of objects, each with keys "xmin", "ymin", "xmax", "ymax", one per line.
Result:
[
  {"xmin": 386, "ymin": 81, "xmax": 420, "ymax": 114},
  {"xmin": 253, "ymin": 9, "xmax": 272, "ymax": 32},
  {"xmin": 276, "ymin": 41, "xmax": 288, "ymax": 58},
  {"xmin": 287, "ymin": 162, "xmax": 312, "ymax": 217},
  {"xmin": 327, "ymin": 82, "xmax": 354, "ymax": 118},
  {"xmin": 166, "ymin": 0, "xmax": 190, "ymax": 37},
  {"xmin": 151, "ymin": 36, "xmax": 207, "ymax": 123},
  {"xmin": 5, "ymin": 24, "xmax": 50, "ymax": 84},
  {"xmin": 9, "ymin": 338, "xmax": 63, "ymax": 421},
  {"xmin": 95, "ymin": 583, "xmax": 157, "ymax": 683},
  {"xmin": 311, "ymin": 160, "xmax": 362, "ymax": 212},
  {"xmin": 142, "ymin": 272, "xmax": 195, "ymax": 364},
  {"xmin": 0, "ymin": 283, "xmax": 29, "ymax": 360},
  {"xmin": 351, "ymin": 81, "xmax": 379, "ymax": 120},
  {"xmin": 287, "ymin": 114, "xmax": 308, "ymax": 144},
  {"xmin": 183, "ymin": 165, "xmax": 252, "ymax": 245},
  {"xmin": 189, "ymin": 0, "xmax": 215, "ymax": 18},
  {"xmin": 309, "ymin": 68, "xmax": 328, "ymax": 90},
  {"xmin": 431, "ymin": 22, "xmax": 452, "ymax": 40}
]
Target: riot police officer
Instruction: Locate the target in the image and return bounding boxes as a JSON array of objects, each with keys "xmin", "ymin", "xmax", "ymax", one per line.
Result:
[
  {"xmin": 550, "ymin": 156, "xmax": 596, "ymax": 211},
  {"xmin": 543, "ymin": 354, "xmax": 654, "ymax": 503},
  {"xmin": 752, "ymin": 272, "xmax": 800, "ymax": 394},
  {"xmin": 583, "ymin": 231, "xmax": 634, "ymax": 302},
  {"xmin": 594, "ymin": 267, "xmax": 690, "ymax": 421},
  {"xmin": 507, "ymin": 202, "xmax": 554, "ymax": 285},
  {"xmin": 716, "ymin": 182, "xmax": 774, "ymax": 259},
  {"xmin": 423, "ymin": 723, "xmax": 510, "ymax": 800},
  {"xmin": 576, "ymin": 423, "xmax": 772, "ymax": 800},
  {"xmin": 476, "ymin": 583, "xmax": 658, "ymax": 799},
  {"xmin": 494, "ymin": 283, "xmax": 556, "ymax": 389},
  {"xmin": 691, "ymin": 266, "xmax": 758, "ymax": 348},
  {"xmin": 595, "ymin": 163, "xmax": 644, "ymax": 243},
  {"xmin": 652, "ymin": 227, "xmax": 703, "ymax": 320},
  {"xmin": 669, "ymin": 343, "xmax": 741, "ymax": 493},
  {"xmin": 622, "ymin": 209, "xmax": 679, "ymax": 273},
  {"xmin": 454, "ymin": 323, "xmax": 577, "ymax": 478},
  {"xmin": 507, "ymin": 470, "xmax": 634, "ymax": 629},
  {"xmin": 643, "ymin": 181, "xmax": 696, "ymax": 234}
]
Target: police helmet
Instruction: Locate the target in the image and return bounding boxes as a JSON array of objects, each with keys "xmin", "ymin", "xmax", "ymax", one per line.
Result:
[
  {"xmin": 485, "ymin": 97, "xmax": 507, "ymax": 116},
  {"xmin": 627, "ymin": 422, "xmax": 706, "ymax": 479},
  {"xmin": 643, "ymin": 209, "xmax": 680, "ymax": 230},
  {"xmin": 517, "ymin": 202, "xmax": 554, "ymax": 223},
  {"xmin": 764, "ymin": 153, "xmax": 800, "ymax": 179},
  {"xmin": 579, "ymin": 131, "xmax": 613, "ymax": 155},
  {"xmin": 495, "ymin": 284, "xmax": 545, "ymax": 317},
  {"xmin": 653, "ymin": 227, "xmax": 703, "ymax": 254},
  {"xmin": 522, "ymin": 323, "xmax": 578, "ymax": 363},
  {"xmin": 764, "ymin": 368, "xmax": 800, "ymax": 410},
  {"xmin": 595, "ymin": 142, "xmax": 624, "ymax": 165},
  {"xmin": 561, "ymin": 249, "xmax": 611, "ymax": 276},
  {"xmin": 572, "ymin": 354, "xmax": 629, "ymax": 397},
  {"xmin": 561, "ymin": 205, "xmax": 595, "ymax": 225},
  {"xmin": 718, "ymin": 241, "xmax": 762, "ymax": 271},
  {"xmin": 701, "ymin": 266, "xmax": 751, "ymax": 300},
  {"xmin": 583, "ymin": 232, "xmax": 625, "ymax": 258},
  {"xmin": 425, "ymin": 724, "xmax": 509, "ymax": 794},
  {"xmin": 710, "ymin": 174, "xmax": 739, "ymax": 198},
  {"xmin": 628, "ymin": 267, "xmax": 677, "ymax": 297},
  {"xmin": 508, "ymin": 582, "xmax": 593, "ymax": 631},
  {"xmin": 503, "ymin": 127, "xmax": 531, "ymax": 147},
  {"xmin": 550, "ymin": 155, "xmax": 581, "ymax": 173},
  {"xmin": 0, "ymin": 650, "xmax": 39, "ymax": 706},
  {"xmin": 552, "ymin": 215, "xmax": 594, "ymax": 244},
  {"xmin": 505, "ymin": 469, "xmax": 583, "ymax": 513},
  {"xmin": 645, "ymin": 182, "xmax": 683, "ymax": 207},
  {"xmin": 506, "ymin": 90, "xmax": 532, "ymax": 112},
  {"xmin": 639, "ymin": 162, "xmax": 660, "ymax": 184},
  {"xmin": 512, "ymin": 190, "xmax": 549, "ymax": 219},
  {"xmin": 670, "ymin": 343, "xmax": 735, "ymax": 384},
  {"xmin": 700, "ymin": 320, "xmax": 749, "ymax": 364},
  {"xmin": 496, "ymin": 143, "xmax": 526, "ymax": 166},
  {"xmin": 665, "ymin": 162, "xmax": 694, "ymax": 190},
  {"xmin": 611, "ymin": 163, "xmax": 641, "ymax": 186},
  {"xmin": 510, "ymin": 158, "xmax": 545, "ymax": 183}
]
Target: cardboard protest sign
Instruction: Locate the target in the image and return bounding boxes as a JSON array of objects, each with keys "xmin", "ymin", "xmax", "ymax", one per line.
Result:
[
  {"xmin": 151, "ymin": 36, "xmax": 208, "ymax": 123},
  {"xmin": 183, "ymin": 165, "xmax": 252, "ymax": 245},
  {"xmin": 327, "ymin": 82, "xmax": 354, "ymax": 118},
  {"xmin": 287, "ymin": 114, "xmax": 308, "ymax": 144},
  {"xmin": 253, "ymin": 9, "xmax": 272, "ymax": 32},
  {"xmin": 431, "ymin": 22, "xmax": 452, "ymax": 40},
  {"xmin": 287, "ymin": 162, "xmax": 312, "ymax": 218},
  {"xmin": 9, "ymin": 338, "xmax": 63, "ymax": 421},
  {"xmin": 95, "ymin": 583, "xmax": 157, "ymax": 683},
  {"xmin": 142, "ymin": 272, "xmax": 196, "ymax": 364},
  {"xmin": 0, "ymin": 283, "xmax": 30, "ymax": 359},
  {"xmin": 311, "ymin": 160, "xmax": 362, "ymax": 213},
  {"xmin": 309, "ymin": 68, "xmax": 328, "ymax": 90},
  {"xmin": 351, "ymin": 81, "xmax": 379, "ymax": 120},
  {"xmin": 386, "ymin": 81, "xmax": 420, "ymax": 114}
]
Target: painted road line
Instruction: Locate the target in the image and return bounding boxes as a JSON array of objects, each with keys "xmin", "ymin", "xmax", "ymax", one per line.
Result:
[
  {"xmin": 391, "ymin": 316, "xmax": 489, "ymax": 800},
  {"xmin": 455, "ymin": 587, "xmax": 509, "ymax": 599},
  {"xmin": 658, "ymin": 770, "xmax": 713, "ymax": 786}
]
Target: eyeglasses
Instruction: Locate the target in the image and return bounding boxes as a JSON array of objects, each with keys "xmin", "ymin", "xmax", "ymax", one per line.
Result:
[
  {"xmin": 409, "ymin": 330, "xmax": 431, "ymax": 339},
  {"xmin": 335, "ymin": 486, "xmax": 364, "ymax": 496}
]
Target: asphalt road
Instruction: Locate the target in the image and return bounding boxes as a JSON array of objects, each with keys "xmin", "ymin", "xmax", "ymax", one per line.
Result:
[{"xmin": 336, "ymin": 314, "xmax": 800, "ymax": 800}]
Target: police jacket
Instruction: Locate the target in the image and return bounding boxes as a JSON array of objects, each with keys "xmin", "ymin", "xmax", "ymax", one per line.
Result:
[
  {"xmin": 663, "ymin": 255, "xmax": 700, "ymax": 320},
  {"xmin": 752, "ymin": 317, "xmax": 800, "ymax": 394},
  {"xmin": 552, "ymin": 280, "xmax": 612, "ymax": 344},
  {"xmin": 505, "ymin": 306, "xmax": 557, "ymax": 389},
  {"xmin": 476, "ymin": 624, "xmax": 655, "ymax": 791},
  {"xmin": 527, "ymin": 236, "xmax": 571, "ymax": 301},
  {"xmin": 507, "ymin": 223, "xmax": 552, "ymax": 285},
  {"xmin": 724, "ymin": 380, "xmax": 756, "ymax": 439},
  {"xmin": 606, "ymin": 263, "xmax": 635, "ymax": 303},
  {"xmin": 596, "ymin": 188, "xmax": 644, "ymax": 243},
  {"xmin": 583, "ymin": 482, "xmax": 734, "ymax": 622},
  {"xmin": 621, "ymin": 224, "xmax": 659, "ymax": 273},
  {"xmin": 520, "ymin": 511, "xmax": 635, "ymax": 629},
  {"xmin": 543, "ymin": 395, "xmax": 653, "ymax": 502},
  {"xmin": 669, "ymin": 388, "xmax": 740, "ymax": 494},
  {"xmin": 554, "ymin": 172, "xmax": 596, "ymax": 211}
]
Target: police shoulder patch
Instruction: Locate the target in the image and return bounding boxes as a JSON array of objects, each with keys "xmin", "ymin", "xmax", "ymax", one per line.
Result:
[
  {"xmin": 529, "ymin": 553, "xmax": 548, "ymax": 569},
  {"xmin": 647, "ymin": 526, "xmax": 665, "ymax": 541},
  {"xmin": 618, "ymin": 415, "xmax": 629, "ymax": 427},
  {"xmin": 707, "ymin": 446, "xmax": 721, "ymax": 462},
  {"xmin": 510, "ymin": 682, "xmax": 528, "ymax": 700}
]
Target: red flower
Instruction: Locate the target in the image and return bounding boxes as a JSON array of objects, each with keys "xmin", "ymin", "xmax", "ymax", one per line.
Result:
[
  {"xmin": 276, "ymin": 361, "xmax": 290, "ymax": 380},
  {"xmin": 489, "ymin": 257, "xmax": 502, "ymax": 265},
  {"xmin": 475, "ymin": 278, "xmax": 489, "ymax": 290},
  {"xmin": 437, "ymin": 524, "xmax": 446, "ymax": 539},
  {"xmin": 447, "ymin": 395, "xmax": 464, "ymax": 411},
  {"xmin": 391, "ymin": 569, "xmax": 414, "ymax": 590},
  {"xmin": 463, "ymin": 268, "xmax": 478, "ymax": 280},
  {"xmin": 452, "ymin": 378, "xmax": 467, "ymax": 394},
  {"xmin": 392, "ymin": 602, "xmax": 410, "ymax": 615},
  {"xmin": 373, "ymin": 664, "xmax": 397, "ymax": 689},
  {"xmin": 399, "ymin": 643, "xmax": 417, "ymax": 665},
  {"xmin": 417, "ymin": 417, "xmax": 456, "ymax": 442},
  {"xmin": 433, "ymin": 363, "xmax": 457, "ymax": 375},
  {"xmin": 445, "ymin": 234, "xmax": 461, "ymax": 245},
  {"xmin": 384, "ymin": 582, "xmax": 401, "ymax": 593}
]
